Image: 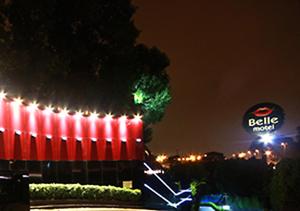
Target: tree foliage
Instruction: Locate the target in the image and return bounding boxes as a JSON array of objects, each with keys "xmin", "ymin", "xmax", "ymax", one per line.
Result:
[
  {"xmin": 133, "ymin": 73, "xmax": 171, "ymax": 124},
  {"xmin": 0, "ymin": 0, "xmax": 171, "ymax": 126},
  {"xmin": 270, "ymin": 159, "xmax": 300, "ymax": 210}
]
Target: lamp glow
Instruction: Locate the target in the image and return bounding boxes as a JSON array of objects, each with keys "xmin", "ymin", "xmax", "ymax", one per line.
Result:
[
  {"xmin": 91, "ymin": 137, "xmax": 97, "ymax": 142},
  {"xmin": 13, "ymin": 97, "xmax": 23, "ymax": 106},
  {"xmin": 0, "ymin": 127, "xmax": 5, "ymax": 132},
  {"xmin": 119, "ymin": 115, "xmax": 127, "ymax": 121},
  {"xmin": 104, "ymin": 113, "xmax": 113, "ymax": 121},
  {"xmin": 28, "ymin": 101, "xmax": 39, "ymax": 111},
  {"xmin": 75, "ymin": 110, "xmax": 83, "ymax": 118},
  {"xmin": 44, "ymin": 105, "xmax": 53, "ymax": 114},
  {"xmin": 61, "ymin": 136, "xmax": 67, "ymax": 141},
  {"xmin": 106, "ymin": 138, "xmax": 112, "ymax": 142},
  {"xmin": 30, "ymin": 132, "xmax": 37, "ymax": 138},
  {"xmin": 46, "ymin": 134, "xmax": 52, "ymax": 139},
  {"xmin": 59, "ymin": 107, "xmax": 69, "ymax": 117},
  {"xmin": 76, "ymin": 137, "xmax": 82, "ymax": 142},
  {"xmin": 90, "ymin": 112, "xmax": 98, "ymax": 119},
  {"xmin": 259, "ymin": 133, "xmax": 274, "ymax": 144},
  {"xmin": 0, "ymin": 91, "xmax": 6, "ymax": 100},
  {"xmin": 15, "ymin": 130, "xmax": 21, "ymax": 135},
  {"xmin": 133, "ymin": 113, "xmax": 142, "ymax": 122}
]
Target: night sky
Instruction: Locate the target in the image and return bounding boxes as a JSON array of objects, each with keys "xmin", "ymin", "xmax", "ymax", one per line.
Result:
[{"xmin": 133, "ymin": 0, "xmax": 300, "ymax": 155}]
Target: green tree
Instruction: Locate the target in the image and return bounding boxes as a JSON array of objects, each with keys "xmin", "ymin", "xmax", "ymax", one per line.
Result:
[
  {"xmin": 270, "ymin": 159, "xmax": 300, "ymax": 210},
  {"xmin": 0, "ymin": 0, "xmax": 171, "ymax": 140}
]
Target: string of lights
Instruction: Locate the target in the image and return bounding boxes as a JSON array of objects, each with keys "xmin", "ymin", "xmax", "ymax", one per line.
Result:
[{"xmin": 0, "ymin": 90, "xmax": 143, "ymax": 121}]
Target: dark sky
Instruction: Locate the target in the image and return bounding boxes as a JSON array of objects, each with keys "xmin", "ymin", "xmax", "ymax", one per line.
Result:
[{"xmin": 132, "ymin": 0, "xmax": 300, "ymax": 155}]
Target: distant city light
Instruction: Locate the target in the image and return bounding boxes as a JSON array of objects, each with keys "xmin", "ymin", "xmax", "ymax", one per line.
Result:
[
  {"xmin": 156, "ymin": 154, "xmax": 167, "ymax": 163},
  {"xmin": 238, "ymin": 152, "xmax": 246, "ymax": 158},
  {"xmin": 265, "ymin": 150, "xmax": 272, "ymax": 156}
]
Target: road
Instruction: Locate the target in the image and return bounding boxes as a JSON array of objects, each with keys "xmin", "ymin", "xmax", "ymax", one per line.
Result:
[{"xmin": 31, "ymin": 208, "xmax": 162, "ymax": 211}]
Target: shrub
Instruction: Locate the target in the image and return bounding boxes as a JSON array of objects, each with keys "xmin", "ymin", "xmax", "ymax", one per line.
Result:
[
  {"xmin": 29, "ymin": 183, "xmax": 141, "ymax": 202},
  {"xmin": 270, "ymin": 159, "xmax": 300, "ymax": 210}
]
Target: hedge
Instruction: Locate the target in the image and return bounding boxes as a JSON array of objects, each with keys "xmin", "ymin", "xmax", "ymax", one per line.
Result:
[{"xmin": 30, "ymin": 183, "xmax": 141, "ymax": 201}]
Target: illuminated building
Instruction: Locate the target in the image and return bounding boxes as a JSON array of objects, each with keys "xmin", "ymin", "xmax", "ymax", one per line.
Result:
[{"xmin": 0, "ymin": 91, "xmax": 144, "ymax": 187}]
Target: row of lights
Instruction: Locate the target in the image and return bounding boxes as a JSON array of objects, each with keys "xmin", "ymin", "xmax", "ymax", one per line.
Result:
[
  {"xmin": 0, "ymin": 91, "xmax": 142, "ymax": 121},
  {"xmin": 177, "ymin": 154, "xmax": 203, "ymax": 162},
  {"xmin": 231, "ymin": 142, "xmax": 289, "ymax": 159},
  {"xmin": 231, "ymin": 149, "xmax": 276, "ymax": 159},
  {"xmin": 0, "ymin": 128, "xmax": 142, "ymax": 143},
  {"xmin": 155, "ymin": 154, "xmax": 205, "ymax": 163}
]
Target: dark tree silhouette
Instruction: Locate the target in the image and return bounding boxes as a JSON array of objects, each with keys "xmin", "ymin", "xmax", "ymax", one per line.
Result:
[{"xmin": 0, "ymin": 0, "xmax": 171, "ymax": 129}]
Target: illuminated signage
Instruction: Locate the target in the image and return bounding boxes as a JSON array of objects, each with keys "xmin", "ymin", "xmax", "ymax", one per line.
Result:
[{"xmin": 243, "ymin": 103, "xmax": 284, "ymax": 134}]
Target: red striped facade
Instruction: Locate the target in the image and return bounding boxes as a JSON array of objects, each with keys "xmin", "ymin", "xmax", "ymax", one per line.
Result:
[{"xmin": 0, "ymin": 98, "xmax": 143, "ymax": 161}]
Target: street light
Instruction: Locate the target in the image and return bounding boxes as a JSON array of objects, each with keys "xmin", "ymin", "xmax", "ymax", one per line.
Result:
[{"xmin": 259, "ymin": 133, "xmax": 274, "ymax": 145}]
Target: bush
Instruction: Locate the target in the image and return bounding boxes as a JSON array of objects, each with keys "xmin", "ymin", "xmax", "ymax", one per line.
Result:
[
  {"xmin": 270, "ymin": 159, "xmax": 300, "ymax": 210},
  {"xmin": 227, "ymin": 195, "xmax": 263, "ymax": 210},
  {"xmin": 29, "ymin": 183, "xmax": 141, "ymax": 202}
]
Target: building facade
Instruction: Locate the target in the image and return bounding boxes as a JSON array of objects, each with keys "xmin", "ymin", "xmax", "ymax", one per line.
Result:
[{"xmin": 0, "ymin": 95, "xmax": 144, "ymax": 188}]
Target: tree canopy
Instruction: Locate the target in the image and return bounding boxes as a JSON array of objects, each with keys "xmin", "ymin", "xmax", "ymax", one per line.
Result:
[{"xmin": 0, "ymin": 0, "xmax": 171, "ymax": 127}]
